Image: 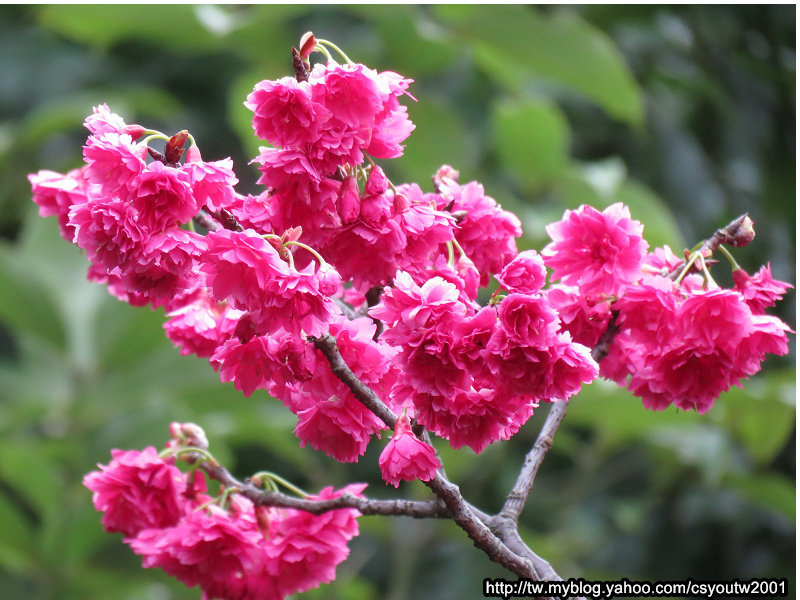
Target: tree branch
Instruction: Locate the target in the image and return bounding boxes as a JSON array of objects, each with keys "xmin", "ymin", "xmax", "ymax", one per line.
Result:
[
  {"xmin": 499, "ymin": 315, "xmax": 620, "ymax": 524},
  {"xmin": 307, "ymin": 332, "xmax": 555, "ymax": 585},
  {"xmin": 200, "ymin": 460, "xmax": 451, "ymax": 519},
  {"xmin": 307, "ymin": 333, "xmax": 399, "ymax": 429}
]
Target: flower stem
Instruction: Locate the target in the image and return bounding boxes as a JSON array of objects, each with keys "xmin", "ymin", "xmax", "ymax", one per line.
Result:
[
  {"xmin": 252, "ymin": 471, "xmax": 309, "ymax": 498},
  {"xmin": 717, "ymin": 245, "xmax": 742, "ymax": 271},
  {"xmin": 317, "ymin": 39, "xmax": 354, "ymax": 65},
  {"xmin": 314, "ymin": 43, "xmax": 334, "ymax": 63},
  {"xmin": 674, "ymin": 251, "xmax": 701, "ymax": 284},
  {"xmin": 283, "ymin": 240, "xmax": 327, "ymax": 268}
]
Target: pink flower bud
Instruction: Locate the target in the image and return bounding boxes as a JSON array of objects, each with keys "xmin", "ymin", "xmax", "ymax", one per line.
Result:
[
  {"xmin": 337, "ymin": 175, "xmax": 361, "ymax": 224},
  {"xmin": 392, "ymin": 192, "xmax": 410, "ymax": 214},
  {"xmin": 365, "ymin": 165, "xmax": 388, "ymax": 196},
  {"xmin": 184, "ymin": 144, "xmax": 202, "ymax": 163}
]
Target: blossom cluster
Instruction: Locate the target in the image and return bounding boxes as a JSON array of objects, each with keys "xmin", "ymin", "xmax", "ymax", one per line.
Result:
[
  {"xmin": 541, "ymin": 203, "xmax": 792, "ymax": 413},
  {"xmin": 83, "ymin": 427, "xmax": 364, "ymax": 599},
  {"xmin": 29, "ymin": 33, "xmax": 793, "ymax": 600}
]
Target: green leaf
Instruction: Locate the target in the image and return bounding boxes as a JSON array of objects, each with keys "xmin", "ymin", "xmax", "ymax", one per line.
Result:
[
  {"xmin": 727, "ymin": 471, "xmax": 795, "ymax": 521},
  {"xmin": 0, "ymin": 240, "xmax": 66, "ymax": 350},
  {"xmin": 491, "ymin": 97, "xmax": 570, "ymax": 190},
  {"xmin": 390, "ymin": 96, "xmax": 474, "ymax": 184},
  {"xmin": 436, "ymin": 5, "xmax": 643, "ymax": 125},
  {"xmin": 717, "ymin": 369, "xmax": 796, "ymax": 466},
  {"xmin": 37, "ymin": 5, "xmax": 218, "ymax": 52}
]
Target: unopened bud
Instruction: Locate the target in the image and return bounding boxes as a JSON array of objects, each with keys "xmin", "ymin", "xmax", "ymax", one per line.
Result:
[
  {"xmin": 181, "ymin": 423, "xmax": 209, "ymax": 450},
  {"xmin": 393, "ymin": 192, "xmax": 410, "ymax": 214},
  {"xmin": 298, "ymin": 31, "xmax": 317, "ymax": 60},
  {"xmin": 281, "ymin": 226, "xmax": 303, "ymax": 244},
  {"xmin": 255, "ymin": 505, "xmax": 272, "ymax": 532},
  {"xmin": 433, "ymin": 164, "xmax": 460, "ymax": 188},
  {"xmin": 185, "ymin": 144, "xmax": 202, "ymax": 163},
  {"xmin": 165, "ymin": 130, "xmax": 189, "ymax": 164},
  {"xmin": 337, "ymin": 175, "xmax": 361, "ymax": 224},
  {"xmin": 124, "ymin": 124, "xmax": 146, "ymax": 141},
  {"xmin": 730, "ymin": 215, "xmax": 755, "ymax": 247},
  {"xmin": 365, "ymin": 165, "xmax": 389, "ymax": 196}
]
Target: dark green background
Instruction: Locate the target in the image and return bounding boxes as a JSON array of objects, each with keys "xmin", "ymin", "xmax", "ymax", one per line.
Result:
[{"xmin": 0, "ymin": 5, "xmax": 794, "ymax": 599}]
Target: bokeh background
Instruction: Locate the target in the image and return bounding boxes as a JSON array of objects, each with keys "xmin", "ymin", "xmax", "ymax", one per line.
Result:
[{"xmin": 0, "ymin": 5, "xmax": 794, "ymax": 599}]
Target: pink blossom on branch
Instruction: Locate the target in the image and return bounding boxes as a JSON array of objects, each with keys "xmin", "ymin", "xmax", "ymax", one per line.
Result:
[
  {"xmin": 543, "ymin": 202, "xmax": 649, "ymax": 297},
  {"xmin": 82, "ymin": 447, "xmax": 187, "ymax": 538},
  {"xmin": 379, "ymin": 411, "xmax": 441, "ymax": 487}
]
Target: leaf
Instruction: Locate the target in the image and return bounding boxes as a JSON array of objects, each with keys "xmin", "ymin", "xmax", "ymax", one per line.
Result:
[
  {"xmin": 390, "ymin": 96, "xmax": 474, "ymax": 184},
  {"xmin": 726, "ymin": 472, "xmax": 795, "ymax": 521},
  {"xmin": 491, "ymin": 97, "xmax": 570, "ymax": 190},
  {"xmin": 717, "ymin": 369, "xmax": 796, "ymax": 466},
  {"xmin": 0, "ymin": 240, "xmax": 66, "ymax": 351},
  {"xmin": 436, "ymin": 5, "xmax": 643, "ymax": 125},
  {"xmin": 37, "ymin": 5, "xmax": 218, "ymax": 52}
]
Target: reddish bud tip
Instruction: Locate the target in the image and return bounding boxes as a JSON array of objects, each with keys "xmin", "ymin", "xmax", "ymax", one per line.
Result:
[
  {"xmin": 730, "ymin": 215, "xmax": 755, "ymax": 247},
  {"xmin": 124, "ymin": 124, "xmax": 146, "ymax": 141},
  {"xmin": 298, "ymin": 31, "xmax": 317, "ymax": 60},
  {"xmin": 165, "ymin": 130, "xmax": 189, "ymax": 164}
]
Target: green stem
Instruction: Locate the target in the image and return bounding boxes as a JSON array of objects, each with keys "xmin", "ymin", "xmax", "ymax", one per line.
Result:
[
  {"xmin": 700, "ymin": 256, "xmax": 717, "ymax": 288},
  {"xmin": 446, "ymin": 241, "xmax": 455, "ymax": 268},
  {"xmin": 451, "ymin": 239, "xmax": 467, "ymax": 261},
  {"xmin": 674, "ymin": 251, "xmax": 701, "ymax": 285},
  {"xmin": 141, "ymin": 133, "xmax": 170, "ymax": 146},
  {"xmin": 283, "ymin": 240, "xmax": 327, "ymax": 268},
  {"xmin": 314, "ymin": 43, "xmax": 333, "ymax": 63},
  {"xmin": 159, "ymin": 446, "xmax": 218, "ymax": 466},
  {"xmin": 717, "ymin": 245, "xmax": 742, "ymax": 271},
  {"xmin": 317, "ymin": 39, "xmax": 354, "ymax": 64},
  {"xmin": 252, "ymin": 471, "xmax": 308, "ymax": 497}
]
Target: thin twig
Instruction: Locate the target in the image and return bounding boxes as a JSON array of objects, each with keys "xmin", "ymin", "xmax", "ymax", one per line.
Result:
[
  {"xmin": 199, "ymin": 461, "xmax": 450, "ymax": 518},
  {"xmin": 499, "ymin": 315, "xmax": 620, "ymax": 523}
]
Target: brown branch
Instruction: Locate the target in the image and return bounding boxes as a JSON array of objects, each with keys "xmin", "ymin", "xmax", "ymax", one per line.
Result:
[
  {"xmin": 499, "ymin": 315, "xmax": 620, "ymax": 524},
  {"xmin": 307, "ymin": 332, "xmax": 563, "ymax": 587},
  {"xmin": 669, "ymin": 213, "xmax": 754, "ymax": 279},
  {"xmin": 307, "ymin": 333, "xmax": 399, "ymax": 429},
  {"xmin": 200, "ymin": 460, "xmax": 450, "ymax": 519}
]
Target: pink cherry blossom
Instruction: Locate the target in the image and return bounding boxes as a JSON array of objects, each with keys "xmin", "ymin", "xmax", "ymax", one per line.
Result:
[
  {"xmin": 128, "ymin": 505, "xmax": 262, "ymax": 593},
  {"xmin": 131, "ymin": 161, "xmax": 199, "ymax": 232},
  {"xmin": 264, "ymin": 483, "xmax": 366, "ymax": 598},
  {"xmin": 733, "ymin": 264, "xmax": 793, "ymax": 315},
  {"xmin": 28, "ymin": 167, "xmax": 90, "ymax": 242},
  {"xmin": 164, "ymin": 290, "xmax": 243, "ymax": 358},
  {"xmin": 545, "ymin": 285, "xmax": 612, "ymax": 348},
  {"xmin": 310, "ymin": 62, "xmax": 384, "ymax": 130},
  {"xmin": 245, "ymin": 76, "xmax": 329, "ymax": 148},
  {"xmin": 496, "ymin": 292, "xmax": 561, "ymax": 346},
  {"xmin": 84, "ymin": 103, "xmax": 145, "ymax": 138},
  {"xmin": 69, "ymin": 196, "xmax": 148, "ymax": 271},
  {"xmin": 543, "ymin": 202, "xmax": 648, "ymax": 297},
  {"xmin": 379, "ymin": 411, "xmax": 440, "ymax": 486},
  {"xmin": 83, "ymin": 131, "xmax": 147, "ymax": 197},
  {"xmin": 182, "ymin": 157, "xmax": 238, "ymax": 213},
  {"xmin": 496, "ymin": 249, "xmax": 547, "ymax": 294},
  {"xmin": 83, "ymin": 447, "xmax": 186, "ymax": 537}
]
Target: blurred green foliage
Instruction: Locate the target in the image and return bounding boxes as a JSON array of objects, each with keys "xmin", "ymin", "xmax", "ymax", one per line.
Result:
[{"xmin": 0, "ymin": 5, "xmax": 794, "ymax": 600}]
